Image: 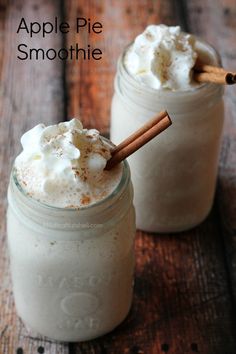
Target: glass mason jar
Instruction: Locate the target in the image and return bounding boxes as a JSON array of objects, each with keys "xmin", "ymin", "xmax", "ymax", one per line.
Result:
[
  {"xmin": 110, "ymin": 39, "xmax": 224, "ymax": 233},
  {"xmin": 7, "ymin": 161, "xmax": 135, "ymax": 342}
]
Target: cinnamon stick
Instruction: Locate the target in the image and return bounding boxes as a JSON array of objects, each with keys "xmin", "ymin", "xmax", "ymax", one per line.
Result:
[
  {"xmin": 193, "ymin": 58, "xmax": 236, "ymax": 85},
  {"xmin": 193, "ymin": 71, "xmax": 236, "ymax": 85},
  {"xmin": 194, "ymin": 58, "xmax": 227, "ymax": 74},
  {"xmin": 112, "ymin": 110, "xmax": 168, "ymax": 154},
  {"xmin": 105, "ymin": 112, "xmax": 172, "ymax": 170}
]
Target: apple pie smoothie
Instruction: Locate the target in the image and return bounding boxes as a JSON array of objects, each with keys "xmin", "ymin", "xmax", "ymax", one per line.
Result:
[
  {"xmin": 110, "ymin": 25, "xmax": 224, "ymax": 232},
  {"xmin": 7, "ymin": 119, "xmax": 135, "ymax": 342}
]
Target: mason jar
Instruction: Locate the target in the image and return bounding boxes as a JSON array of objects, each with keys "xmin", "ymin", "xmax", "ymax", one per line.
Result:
[
  {"xmin": 7, "ymin": 161, "xmax": 135, "ymax": 342},
  {"xmin": 110, "ymin": 39, "xmax": 224, "ymax": 233}
]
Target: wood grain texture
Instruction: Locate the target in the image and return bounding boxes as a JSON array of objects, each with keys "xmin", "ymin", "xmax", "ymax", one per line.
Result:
[
  {"xmin": 65, "ymin": 1, "xmax": 236, "ymax": 353},
  {"xmin": 0, "ymin": 0, "xmax": 68, "ymax": 353},
  {"xmin": 184, "ymin": 0, "xmax": 236, "ymax": 308},
  {"xmin": 1, "ymin": 0, "xmax": 236, "ymax": 353}
]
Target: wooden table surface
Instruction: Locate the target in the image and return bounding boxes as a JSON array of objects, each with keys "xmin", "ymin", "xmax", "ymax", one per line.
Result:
[{"xmin": 1, "ymin": 1, "xmax": 236, "ymax": 353}]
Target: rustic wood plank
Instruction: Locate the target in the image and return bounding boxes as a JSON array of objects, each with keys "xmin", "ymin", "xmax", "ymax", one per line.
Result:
[
  {"xmin": 215, "ymin": 0, "xmax": 236, "ymax": 304},
  {"xmin": 65, "ymin": 1, "xmax": 236, "ymax": 353},
  {"xmin": 184, "ymin": 0, "xmax": 236, "ymax": 311},
  {"xmin": 1, "ymin": 0, "xmax": 235, "ymax": 352},
  {"xmin": 0, "ymin": 1, "xmax": 68, "ymax": 353}
]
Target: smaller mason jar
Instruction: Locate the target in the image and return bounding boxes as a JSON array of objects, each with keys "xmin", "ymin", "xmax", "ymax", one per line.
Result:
[
  {"xmin": 110, "ymin": 39, "xmax": 224, "ymax": 233},
  {"xmin": 7, "ymin": 161, "xmax": 135, "ymax": 342}
]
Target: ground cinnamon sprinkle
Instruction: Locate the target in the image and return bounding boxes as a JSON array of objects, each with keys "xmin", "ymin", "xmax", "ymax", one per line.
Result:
[
  {"xmin": 80, "ymin": 194, "xmax": 91, "ymax": 205},
  {"xmin": 85, "ymin": 148, "xmax": 92, "ymax": 154},
  {"xmin": 81, "ymin": 175, "xmax": 87, "ymax": 181}
]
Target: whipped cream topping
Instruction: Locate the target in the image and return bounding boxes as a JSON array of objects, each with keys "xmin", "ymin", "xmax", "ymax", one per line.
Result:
[
  {"xmin": 125, "ymin": 24, "xmax": 197, "ymax": 90},
  {"xmin": 15, "ymin": 119, "xmax": 122, "ymax": 207}
]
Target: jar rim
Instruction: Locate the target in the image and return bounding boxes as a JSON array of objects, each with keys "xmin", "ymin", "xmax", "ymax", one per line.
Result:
[
  {"xmin": 11, "ymin": 150, "xmax": 130, "ymax": 213},
  {"xmin": 120, "ymin": 36, "xmax": 222, "ymax": 97}
]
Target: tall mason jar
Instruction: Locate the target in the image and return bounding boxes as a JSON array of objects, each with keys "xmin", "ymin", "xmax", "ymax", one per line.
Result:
[
  {"xmin": 7, "ymin": 161, "xmax": 135, "ymax": 342},
  {"xmin": 110, "ymin": 39, "xmax": 224, "ymax": 233}
]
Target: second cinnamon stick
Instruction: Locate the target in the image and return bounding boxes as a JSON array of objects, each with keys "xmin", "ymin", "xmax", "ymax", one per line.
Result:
[{"xmin": 194, "ymin": 71, "xmax": 236, "ymax": 85}]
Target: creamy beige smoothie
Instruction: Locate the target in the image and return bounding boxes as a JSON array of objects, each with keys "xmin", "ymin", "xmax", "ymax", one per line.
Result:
[
  {"xmin": 7, "ymin": 119, "xmax": 135, "ymax": 341},
  {"xmin": 110, "ymin": 24, "xmax": 224, "ymax": 232}
]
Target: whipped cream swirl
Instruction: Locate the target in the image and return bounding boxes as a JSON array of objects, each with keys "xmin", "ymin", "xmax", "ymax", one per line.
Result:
[
  {"xmin": 125, "ymin": 24, "xmax": 197, "ymax": 90},
  {"xmin": 15, "ymin": 119, "xmax": 122, "ymax": 207}
]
